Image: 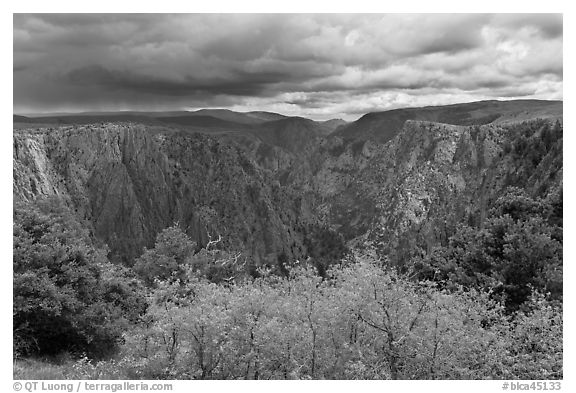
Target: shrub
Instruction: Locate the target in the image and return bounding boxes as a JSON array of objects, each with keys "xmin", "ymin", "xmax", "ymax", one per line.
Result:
[
  {"xmin": 13, "ymin": 198, "xmax": 147, "ymax": 359},
  {"xmin": 119, "ymin": 258, "xmax": 562, "ymax": 379}
]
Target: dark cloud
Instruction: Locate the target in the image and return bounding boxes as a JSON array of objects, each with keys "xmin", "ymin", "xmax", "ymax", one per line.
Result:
[
  {"xmin": 492, "ymin": 14, "xmax": 563, "ymax": 39},
  {"xmin": 13, "ymin": 14, "xmax": 563, "ymax": 120},
  {"xmin": 62, "ymin": 65, "xmax": 291, "ymax": 97}
]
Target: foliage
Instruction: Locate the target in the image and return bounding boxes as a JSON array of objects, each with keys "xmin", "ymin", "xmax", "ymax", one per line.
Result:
[
  {"xmin": 134, "ymin": 225, "xmax": 249, "ymax": 286},
  {"xmin": 186, "ymin": 247, "xmax": 246, "ymax": 284},
  {"xmin": 13, "ymin": 197, "xmax": 147, "ymax": 359},
  {"xmin": 133, "ymin": 225, "xmax": 197, "ymax": 286},
  {"xmin": 505, "ymin": 120, "xmax": 562, "ymax": 172},
  {"xmin": 411, "ymin": 187, "xmax": 562, "ymax": 312},
  {"xmin": 499, "ymin": 293, "xmax": 563, "ymax": 379},
  {"xmin": 303, "ymin": 224, "xmax": 349, "ymax": 277},
  {"xmin": 119, "ymin": 258, "xmax": 561, "ymax": 380}
]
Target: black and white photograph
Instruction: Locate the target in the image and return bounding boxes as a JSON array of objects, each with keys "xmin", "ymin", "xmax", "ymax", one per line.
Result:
[{"xmin": 12, "ymin": 11, "xmax": 564, "ymax": 383}]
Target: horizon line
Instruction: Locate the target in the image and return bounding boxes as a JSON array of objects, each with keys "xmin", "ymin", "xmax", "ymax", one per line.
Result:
[{"xmin": 13, "ymin": 98, "xmax": 563, "ymax": 122}]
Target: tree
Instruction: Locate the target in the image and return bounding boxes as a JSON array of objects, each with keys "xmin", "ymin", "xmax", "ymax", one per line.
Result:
[
  {"xmin": 303, "ymin": 224, "xmax": 349, "ymax": 277},
  {"xmin": 133, "ymin": 225, "xmax": 196, "ymax": 286},
  {"xmin": 410, "ymin": 187, "xmax": 562, "ymax": 311},
  {"xmin": 13, "ymin": 197, "xmax": 147, "ymax": 359},
  {"xmin": 119, "ymin": 257, "xmax": 561, "ymax": 380},
  {"xmin": 133, "ymin": 227, "xmax": 248, "ymax": 286}
]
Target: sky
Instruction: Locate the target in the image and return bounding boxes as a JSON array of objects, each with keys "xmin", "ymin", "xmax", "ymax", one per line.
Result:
[{"xmin": 13, "ymin": 14, "xmax": 563, "ymax": 121}]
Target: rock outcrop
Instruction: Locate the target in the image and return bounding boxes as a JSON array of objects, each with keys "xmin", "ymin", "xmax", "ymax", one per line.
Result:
[
  {"xmin": 13, "ymin": 123, "xmax": 314, "ymax": 265},
  {"xmin": 13, "ymin": 100, "xmax": 563, "ymax": 268},
  {"xmin": 324, "ymin": 120, "xmax": 563, "ymax": 264}
]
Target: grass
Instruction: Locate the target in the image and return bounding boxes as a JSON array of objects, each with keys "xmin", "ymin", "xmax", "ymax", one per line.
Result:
[
  {"xmin": 13, "ymin": 357, "xmax": 132, "ymax": 380},
  {"xmin": 14, "ymin": 358, "xmax": 70, "ymax": 380}
]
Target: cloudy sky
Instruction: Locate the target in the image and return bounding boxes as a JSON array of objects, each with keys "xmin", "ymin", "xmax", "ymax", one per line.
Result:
[{"xmin": 13, "ymin": 14, "xmax": 562, "ymax": 120}]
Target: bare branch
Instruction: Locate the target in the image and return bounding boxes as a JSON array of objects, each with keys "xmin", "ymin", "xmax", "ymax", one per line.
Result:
[{"xmin": 206, "ymin": 233, "xmax": 222, "ymax": 251}]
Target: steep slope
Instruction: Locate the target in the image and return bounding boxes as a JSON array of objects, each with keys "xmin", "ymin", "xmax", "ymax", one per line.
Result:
[
  {"xmin": 180, "ymin": 109, "xmax": 264, "ymax": 125},
  {"xmin": 319, "ymin": 119, "xmax": 348, "ymax": 135},
  {"xmin": 13, "ymin": 100, "xmax": 563, "ymax": 271},
  {"xmin": 327, "ymin": 119, "xmax": 563, "ymax": 264},
  {"xmin": 242, "ymin": 100, "xmax": 562, "ymax": 204},
  {"xmin": 223, "ymin": 117, "xmax": 331, "ymax": 188},
  {"xmin": 335, "ymin": 99, "xmax": 562, "ymax": 144},
  {"xmin": 155, "ymin": 115, "xmax": 251, "ymax": 132},
  {"xmin": 13, "ymin": 123, "xmax": 316, "ymax": 265},
  {"xmin": 13, "ymin": 115, "xmax": 34, "ymax": 123},
  {"xmin": 251, "ymin": 117, "xmax": 325, "ymax": 154},
  {"xmin": 245, "ymin": 111, "xmax": 289, "ymax": 122}
]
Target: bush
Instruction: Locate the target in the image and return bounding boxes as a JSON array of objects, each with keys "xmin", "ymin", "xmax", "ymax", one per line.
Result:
[
  {"xmin": 119, "ymin": 258, "xmax": 562, "ymax": 379},
  {"xmin": 133, "ymin": 226, "xmax": 248, "ymax": 286},
  {"xmin": 133, "ymin": 225, "xmax": 197, "ymax": 286},
  {"xmin": 13, "ymin": 198, "xmax": 147, "ymax": 359},
  {"xmin": 411, "ymin": 187, "xmax": 562, "ymax": 311}
]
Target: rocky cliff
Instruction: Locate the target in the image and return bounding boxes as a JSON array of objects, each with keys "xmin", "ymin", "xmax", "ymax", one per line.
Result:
[
  {"xmin": 322, "ymin": 119, "xmax": 563, "ymax": 264},
  {"xmin": 13, "ymin": 100, "xmax": 563, "ymax": 269},
  {"xmin": 334, "ymin": 99, "xmax": 563, "ymax": 143},
  {"xmin": 13, "ymin": 123, "xmax": 315, "ymax": 265}
]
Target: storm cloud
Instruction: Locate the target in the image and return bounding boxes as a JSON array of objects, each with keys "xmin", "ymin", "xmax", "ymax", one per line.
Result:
[{"xmin": 13, "ymin": 13, "xmax": 563, "ymax": 120}]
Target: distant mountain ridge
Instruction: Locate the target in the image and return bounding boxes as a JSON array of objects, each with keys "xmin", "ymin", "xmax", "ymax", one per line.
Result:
[
  {"xmin": 16, "ymin": 99, "xmax": 561, "ymax": 144},
  {"xmin": 13, "ymin": 99, "xmax": 563, "ymax": 267},
  {"xmin": 14, "ymin": 109, "xmax": 290, "ymax": 126},
  {"xmin": 334, "ymin": 99, "xmax": 562, "ymax": 144}
]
